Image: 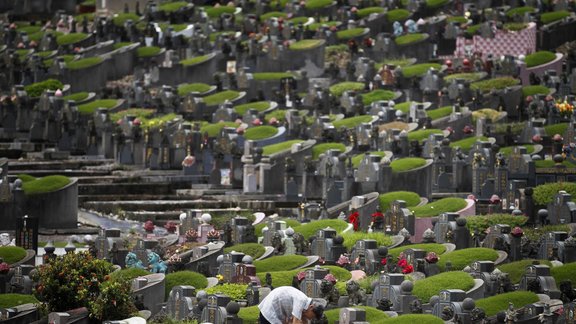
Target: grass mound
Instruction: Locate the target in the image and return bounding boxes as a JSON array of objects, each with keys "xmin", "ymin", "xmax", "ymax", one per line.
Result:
[
  {"xmin": 411, "ymin": 197, "xmax": 467, "ymax": 218},
  {"xmin": 506, "ymin": 6, "xmax": 535, "ymax": 18},
  {"xmin": 522, "ymin": 85, "xmax": 550, "ymax": 98},
  {"xmin": 57, "ymin": 33, "xmax": 89, "ymax": 46},
  {"xmin": 325, "ymin": 306, "xmax": 388, "ymax": 323},
  {"xmin": 180, "ymin": 54, "xmax": 211, "ymax": 66},
  {"xmin": 289, "ymin": 39, "xmax": 324, "ymax": 50},
  {"xmin": 78, "ymin": 99, "xmax": 119, "ymax": 115},
  {"xmin": 136, "ymin": 46, "xmax": 161, "ymax": 58},
  {"xmin": 255, "ymin": 219, "xmax": 301, "ymax": 237},
  {"xmin": 200, "ymin": 121, "xmax": 238, "ymax": 137},
  {"xmin": 164, "ymin": 271, "xmax": 208, "ymax": 299},
  {"xmin": 472, "ymin": 108, "xmax": 502, "ymax": 123},
  {"xmin": 257, "ymin": 265, "xmax": 351, "ymax": 288},
  {"xmin": 332, "ymin": 115, "xmax": 373, "ymax": 129},
  {"xmin": 112, "ymin": 13, "xmax": 139, "ymax": 26},
  {"xmin": 109, "ymin": 268, "xmax": 150, "ymax": 282},
  {"xmin": 471, "ymin": 77, "xmax": 519, "ymax": 92},
  {"xmin": 498, "ymin": 145, "xmax": 535, "ymax": 156},
  {"xmin": 262, "ymin": 140, "xmax": 304, "ymax": 156},
  {"xmin": 203, "ymin": 6, "xmax": 236, "ymax": 18},
  {"xmin": 336, "ymin": 28, "xmax": 367, "ymax": 40},
  {"xmin": 203, "ymin": 90, "xmax": 240, "ymax": 106},
  {"xmin": 497, "ymin": 260, "xmax": 552, "ymax": 284},
  {"xmin": 541, "ymin": 10, "xmax": 570, "ymax": 24},
  {"xmin": 312, "ymin": 143, "xmax": 346, "ymax": 160},
  {"xmin": 533, "ymin": 182, "xmax": 576, "ymax": 206},
  {"xmin": 407, "ymin": 129, "xmax": 443, "ymax": 142},
  {"xmin": 66, "ymin": 57, "xmax": 102, "ymax": 70},
  {"xmin": 352, "ymin": 151, "xmax": 388, "ymax": 168},
  {"xmin": 238, "ymin": 306, "xmax": 259, "ymax": 322},
  {"xmin": 24, "ymin": 79, "xmax": 63, "ymax": 98},
  {"xmin": 357, "ymin": 7, "xmax": 385, "ymax": 18},
  {"xmin": 293, "ymin": 219, "xmax": 349, "ymax": 239},
  {"xmin": 0, "ymin": 294, "xmax": 38, "ymax": 309},
  {"xmin": 544, "ymin": 122, "xmax": 568, "ymax": 137},
  {"xmin": 379, "ymin": 191, "xmax": 421, "ymax": 212},
  {"xmin": 329, "ymin": 81, "xmax": 365, "ymax": 97},
  {"xmin": 159, "ymin": 1, "xmax": 188, "ymax": 12},
  {"xmin": 177, "ymin": 83, "xmax": 212, "ymax": 96},
  {"xmin": 380, "ymin": 314, "xmax": 443, "ymax": 324},
  {"xmin": 388, "ymin": 243, "xmax": 446, "ymax": 259},
  {"xmin": 19, "ymin": 175, "xmax": 71, "ymax": 195},
  {"xmin": 427, "ymin": 106, "xmax": 452, "ymax": 120},
  {"xmin": 438, "ymin": 248, "xmax": 499, "ymax": 271},
  {"xmin": 444, "ymin": 72, "xmax": 485, "ymax": 82},
  {"xmin": 0, "ymin": 246, "xmax": 27, "ymax": 264},
  {"xmin": 551, "ymin": 262, "xmax": 576, "ymax": 284},
  {"xmin": 395, "ymin": 33, "xmax": 426, "ymax": 45},
  {"xmin": 525, "ymin": 51, "xmax": 557, "ymax": 68},
  {"xmin": 401, "ymin": 63, "xmax": 442, "ymax": 78},
  {"xmin": 390, "ymin": 157, "xmax": 427, "ymax": 172},
  {"xmin": 413, "ymin": 271, "xmax": 475, "ymax": 303},
  {"xmin": 234, "ymin": 101, "xmax": 271, "ymax": 116},
  {"xmin": 252, "ymin": 72, "xmax": 295, "ymax": 80},
  {"xmin": 305, "ymin": 0, "xmax": 333, "ymax": 9},
  {"xmin": 244, "ymin": 126, "xmax": 278, "ymax": 140},
  {"xmin": 475, "ymin": 291, "xmax": 539, "ymax": 316},
  {"xmin": 387, "ymin": 9, "xmax": 410, "ymax": 22},
  {"xmin": 224, "ymin": 243, "xmax": 266, "ymax": 259},
  {"xmin": 449, "ymin": 136, "xmax": 488, "ymax": 151},
  {"xmin": 63, "ymin": 92, "xmax": 89, "ymax": 102},
  {"xmin": 465, "ymin": 214, "xmax": 528, "ymax": 234},
  {"xmin": 341, "ymin": 232, "xmax": 393, "ymax": 250},
  {"xmin": 253, "ymin": 255, "xmax": 308, "ymax": 272},
  {"xmin": 361, "ymin": 90, "xmax": 397, "ymax": 105}
]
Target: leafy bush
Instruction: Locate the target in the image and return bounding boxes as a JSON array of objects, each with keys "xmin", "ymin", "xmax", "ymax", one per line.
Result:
[
  {"xmin": 0, "ymin": 294, "xmax": 38, "ymax": 309},
  {"xmin": 506, "ymin": 6, "xmax": 535, "ymax": 18},
  {"xmin": 413, "ymin": 271, "xmax": 475, "ymax": 302},
  {"xmin": 470, "ymin": 77, "xmax": 519, "ymax": 92},
  {"xmin": 390, "ymin": 157, "xmax": 427, "ymax": 172},
  {"xmin": 165, "ymin": 271, "xmax": 208, "ymax": 298},
  {"xmin": 20, "ymin": 175, "xmax": 71, "ymax": 195},
  {"xmin": 361, "ymin": 90, "xmax": 397, "ymax": 105},
  {"xmin": 66, "ymin": 57, "xmax": 103, "ymax": 70},
  {"xmin": 200, "ymin": 121, "xmax": 238, "ymax": 137},
  {"xmin": 57, "ymin": 33, "xmax": 89, "ymax": 46},
  {"xmin": 224, "ymin": 243, "xmax": 266, "ymax": 259},
  {"xmin": 497, "ymin": 260, "xmax": 552, "ymax": 284},
  {"xmin": 78, "ymin": 99, "xmax": 119, "ymax": 115},
  {"xmin": 352, "ymin": 151, "xmax": 388, "ymax": 168},
  {"xmin": 203, "ymin": 90, "xmax": 240, "ymax": 106},
  {"xmin": 136, "ymin": 46, "xmax": 162, "ymax": 58},
  {"xmin": 159, "ymin": 1, "xmax": 188, "ymax": 12},
  {"xmin": 293, "ymin": 219, "xmax": 349, "ymax": 239},
  {"xmin": 472, "ymin": 108, "xmax": 502, "ymax": 123},
  {"xmin": 407, "ymin": 129, "xmax": 443, "ymax": 142},
  {"xmin": 533, "ymin": 182, "xmax": 576, "ymax": 206},
  {"xmin": 541, "ymin": 10, "xmax": 570, "ymax": 24},
  {"xmin": 388, "ymin": 243, "xmax": 446, "ymax": 259},
  {"xmin": 332, "ymin": 115, "xmax": 373, "ymax": 128},
  {"xmin": 379, "ymin": 191, "xmax": 421, "ymax": 211},
  {"xmin": 357, "ymin": 7, "xmax": 385, "ymax": 18},
  {"xmin": 252, "ymin": 72, "xmax": 295, "ymax": 80},
  {"xmin": 341, "ymin": 232, "xmax": 393, "ymax": 250},
  {"xmin": 90, "ymin": 279, "xmax": 137, "ymax": 321},
  {"xmin": 544, "ymin": 122, "xmax": 568, "ymax": 137},
  {"xmin": 112, "ymin": 13, "xmax": 139, "ymax": 26},
  {"xmin": 444, "ymin": 72, "xmax": 485, "ymax": 82},
  {"xmin": 427, "ymin": 106, "xmax": 452, "ymax": 120},
  {"xmin": 387, "ymin": 9, "xmax": 410, "ymax": 22},
  {"xmin": 380, "ymin": 314, "xmax": 444, "ymax": 324},
  {"xmin": 475, "ymin": 291, "xmax": 539, "ymax": 316},
  {"xmin": 180, "ymin": 54, "xmax": 210, "ymax": 66},
  {"xmin": 401, "ymin": 63, "xmax": 442, "ymax": 78},
  {"xmin": 289, "ymin": 39, "xmax": 323, "ymax": 50},
  {"xmin": 109, "ymin": 268, "xmax": 150, "ymax": 282},
  {"xmin": 449, "ymin": 136, "xmax": 488, "ymax": 151},
  {"xmin": 465, "ymin": 214, "xmax": 528, "ymax": 234},
  {"xmin": 253, "ymin": 255, "xmax": 308, "ymax": 272},
  {"xmin": 336, "ymin": 28, "xmax": 367, "ymax": 40},
  {"xmin": 523, "ymin": 224, "xmax": 572, "ymax": 242},
  {"xmin": 525, "ymin": 51, "xmax": 556, "ymax": 68},
  {"xmin": 312, "ymin": 143, "xmax": 347, "ymax": 160},
  {"xmin": 206, "ymin": 283, "xmax": 247, "ymax": 301},
  {"xmin": 24, "ymin": 79, "xmax": 64, "ymax": 98},
  {"xmin": 395, "ymin": 33, "xmax": 426, "ymax": 45},
  {"xmin": 304, "ymin": 0, "xmax": 333, "ymax": 9},
  {"xmin": 437, "ymin": 248, "xmax": 499, "ymax": 271},
  {"xmin": 0, "ymin": 246, "xmax": 27, "ymax": 264},
  {"xmin": 329, "ymin": 81, "xmax": 365, "ymax": 97},
  {"xmin": 244, "ymin": 126, "xmax": 278, "ymax": 140},
  {"xmin": 262, "ymin": 140, "xmax": 304, "ymax": 156},
  {"xmin": 411, "ymin": 198, "xmax": 467, "ymax": 218},
  {"xmin": 325, "ymin": 306, "xmax": 388, "ymax": 323},
  {"xmin": 63, "ymin": 92, "xmax": 89, "ymax": 102},
  {"xmin": 551, "ymin": 262, "xmax": 576, "ymax": 284}
]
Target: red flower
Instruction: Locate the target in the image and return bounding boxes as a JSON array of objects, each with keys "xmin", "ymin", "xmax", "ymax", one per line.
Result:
[
  {"xmin": 402, "ymin": 265, "xmax": 414, "ymax": 274},
  {"xmin": 380, "ymin": 258, "xmax": 387, "ymax": 266},
  {"xmin": 349, "ymin": 212, "xmax": 360, "ymax": 231},
  {"xmin": 371, "ymin": 211, "xmax": 384, "ymax": 220},
  {"xmin": 397, "ymin": 259, "xmax": 408, "ymax": 268}
]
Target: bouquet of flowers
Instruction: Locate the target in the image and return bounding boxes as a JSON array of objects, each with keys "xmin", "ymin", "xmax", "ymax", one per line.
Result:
[{"xmin": 555, "ymin": 99, "xmax": 574, "ymax": 118}]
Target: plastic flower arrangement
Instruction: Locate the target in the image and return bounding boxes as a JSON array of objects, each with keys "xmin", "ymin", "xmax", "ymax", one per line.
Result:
[
  {"xmin": 297, "ymin": 271, "xmax": 306, "ymax": 282},
  {"xmin": 425, "ymin": 252, "xmax": 439, "ymax": 264},
  {"xmin": 555, "ymin": 99, "xmax": 574, "ymax": 118},
  {"xmin": 143, "ymin": 220, "xmax": 155, "ymax": 233},
  {"xmin": 164, "ymin": 221, "xmax": 177, "ymax": 233},
  {"xmin": 182, "ymin": 155, "xmax": 195, "ymax": 167},
  {"xmin": 0, "ymin": 262, "xmax": 10, "ymax": 274},
  {"xmin": 324, "ymin": 273, "xmax": 337, "ymax": 284},
  {"xmin": 349, "ymin": 211, "xmax": 360, "ymax": 231},
  {"xmin": 397, "ymin": 255, "xmax": 414, "ymax": 274},
  {"xmin": 336, "ymin": 254, "xmax": 351, "ymax": 267}
]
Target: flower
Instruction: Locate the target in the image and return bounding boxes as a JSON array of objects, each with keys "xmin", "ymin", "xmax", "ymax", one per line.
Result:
[
  {"xmin": 397, "ymin": 258, "xmax": 408, "ymax": 268},
  {"xmin": 425, "ymin": 252, "xmax": 439, "ymax": 264},
  {"xmin": 324, "ymin": 274, "xmax": 337, "ymax": 284},
  {"xmin": 511, "ymin": 226, "xmax": 524, "ymax": 238},
  {"xmin": 216, "ymin": 274, "xmax": 224, "ymax": 282},
  {"xmin": 143, "ymin": 220, "xmax": 155, "ymax": 232},
  {"xmin": 207, "ymin": 229, "xmax": 220, "ymax": 239},
  {"xmin": 371, "ymin": 211, "xmax": 384, "ymax": 221},
  {"xmin": 555, "ymin": 100, "xmax": 574, "ymax": 118},
  {"xmin": 402, "ymin": 264, "xmax": 414, "ymax": 274},
  {"xmin": 182, "ymin": 155, "xmax": 195, "ymax": 167},
  {"xmin": 297, "ymin": 271, "xmax": 306, "ymax": 282},
  {"xmin": 381, "ymin": 258, "xmax": 388, "ymax": 266},
  {"xmin": 0, "ymin": 262, "xmax": 9, "ymax": 274},
  {"xmin": 164, "ymin": 221, "xmax": 177, "ymax": 233},
  {"xmin": 336, "ymin": 254, "xmax": 351, "ymax": 266},
  {"xmin": 348, "ymin": 211, "xmax": 360, "ymax": 231}
]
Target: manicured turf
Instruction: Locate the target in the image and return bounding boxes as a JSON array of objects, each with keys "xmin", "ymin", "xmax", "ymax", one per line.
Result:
[
  {"xmin": 475, "ymin": 291, "xmax": 539, "ymax": 316},
  {"xmin": 410, "ymin": 197, "xmax": 467, "ymax": 218},
  {"xmin": 325, "ymin": 306, "xmax": 388, "ymax": 323},
  {"xmin": 77, "ymin": 99, "xmax": 119, "ymax": 115},
  {"xmin": 390, "ymin": 157, "xmax": 427, "ymax": 172},
  {"xmin": 395, "ymin": 33, "xmax": 426, "ymax": 45},
  {"xmin": 444, "ymin": 72, "xmax": 485, "ymax": 82},
  {"xmin": 541, "ymin": 10, "xmax": 570, "ymax": 24},
  {"xmin": 164, "ymin": 271, "xmax": 208, "ymax": 299},
  {"xmin": 177, "ymin": 83, "xmax": 212, "ymax": 96},
  {"xmin": 180, "ymin": 54, "xmax": 211, "ymax": 66},
  {"xmin": 234, "ymin": 101, "xmax": 271, "ymax": 116},
  {"xmin": 449, "ymin": 136, "xmax": 489, "ymax": 151},
  {"xmin": 498, "ymin": 144, "xmax": 535, "ymax": 156},
  {"xmin": 255, "ymin": 219, "xmax": 301, "ymax": 237},
  {"xmin": 159, "ymin": 1, "xmax": 188, "ymax": 12},
  {"xmin": 437, "ymin": 248, "xmax": 499, "ymax": 271},
  {"xmin": 336, "ymin": 28, "xmax": 367, "ymax": 40},
  {"xmin": 361, "ymin": 90, "xmax": 397, "ymax": 105},
  {"xmin": 244, "ymin": 126, "xmax": 279, "ymax": 140},
  {"xmin": 379, "ymin": 314, "xmax": 443, "ymax": 324},
  {"xmin": 224, "ymin": 243, "xmax": 266, "ymax": 259},
  {"xmin": 256, "ymin": 265, "xmax": 351, "ymax": 288},
  {"xmin": 304, "ymin": 0, "xmax": 333, "ymax": 9},
  {"xmin": 136, "ymin": 46, "xmax": 162, "ymax": 58},
  {"xmin": 66, "ymin": 57, "xmax": 102, "ymax": 70},
  {"xmin": 0, "ymin": 246, "xmax": 27, "ymax": 264},
  {"xmin": 24, "ymin": 79, "xmax": 64, "ymax": 98},
  {"xmin": 56, "ymin": 33, "xmax": 89, "ymax": 46},
  {"xmin": 387, "ymin": 9, "xmax": 410, "ymax": 22},
  {"xmin": 203, "ymin": 6, "xmax": 236, "ymax": 18},
  {"xmin": 401, "ymin": 63, "xmax": 442, "ymax": 78},
  {"xmin": 0, "ymin": 294, "xmax": 38, "ymax": 309},
  {"xmin": 352, "ymin": 151, "xmax": 388, "ymax": 168},
  {"xmin": 200, "ymin": 121, "xmax": 238, "ymax": 137},
  {"xmin": 427, "ymin": 106, "xmax": 452, "ymax": 120},
  {"xmin": 262, "ymin": 140, "xmax": 304, "ymax": 156},
  {"xmin": 413, "ymin": 271, "xmax": 475, "ymax": 303},
  {"xmin": 292, "ymin": 219, "xmax": 349, "ymax": 239},
  {"xmin": 407, "ymin": 129, "xmax": 443, "ymax": 142},
  {"xmin": 551, "ymin": 262, "xmax": 576, "ymax": 285},
  {"xmin": 341, "ymin": 232, "xmax": 393, "ymax": 250},
  {"xmin": 470, "ymin": 77, "xmax": 520, "ymax": 92},
  {"xmin": 544, "ymin": 122, "xmax": 568, "ymax": 137},
  {"xmin": 357, "ymin": 7, "xmax": 385, "ymax": 18},
  {"xmin": 332, "ymin": 115, "xmax": 373, "ymax": 129},
  {"xmin": 202, "ymin": 90, "xmax": 241, "ymax": 106},
  {"xmin": 379, "ymin": 191, "xmax": 421, "ymax": 212},
  {"xmin": 465, "ymin": 214, "xmax": 528, "ymax": 235},
  {"xmin": 497, "ymin": 260, "xmax": 553, "ymax": 284},
  {"xmin": 63, "ymin": 92, "xmax": 89, "ymax": 102},
  {"xmin": 112, "ymin": 13, "xmax": 139, "ymax": 26},
  {"xmin": 533, "ymin": 182, "xmax": 576, "ymax": 206},
  {"xmin": 19, "ymin": 175, "xmax": 71, "ymax": 195},
  {"xmin": 525, "ymin": 51, "xmax": 557, "ymax": 68},
  {"xmin": 253, "ymin": 255, "xmax": 308, "ymax": 272},
  {"xmin": 329, "ymin": 81, "xmax": 365, "ymax": 97},
  {"xmin": 472, "ymin": 108, "xmax": 503, "ymax": 123},
  {"xmin": 289, "ymin": 39, "xmax": 324, "ymax": 50},
  {"xmin": 252, "ymin": 72, "xmax": 296, "ymax": 80},
  {"xmin": 387, "ymin": 243, "xmax": 446, "ymax": 259},
  {"xmin": 312, "ymin": 143, "xmax": 347, "ymax": 160}
]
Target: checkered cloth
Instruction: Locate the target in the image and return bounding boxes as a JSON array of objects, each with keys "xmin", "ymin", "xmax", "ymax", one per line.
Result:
[{"xmin": 454, "ymin": 22, "xmax": 537, "ymax": 60}]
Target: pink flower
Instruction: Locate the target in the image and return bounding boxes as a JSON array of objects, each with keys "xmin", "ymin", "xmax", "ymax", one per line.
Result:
[
  {"xmin": 425, "ymin": 252, "xmax": 439, "ymax": 264},
  {"xmin": 336, "ymin": 254, "xmax": 350, "ymax": 266},
  {"xmin": 297, "ymin": 271, "xmax": 306, "ymax": 281},
  {"xmin": 0, "ymin": 263, "xmax": 9, "ymax": 274},
  {"xmin": 182, "ymin": 155, "xmax": 195, "ymax": 167},
  {"xmin": 511, "ymin": 226, "xmax": 524, "ymax": 238},
  {"xmin": 324, "ymin": 274, "xmax": 337, "ymax": 284}
]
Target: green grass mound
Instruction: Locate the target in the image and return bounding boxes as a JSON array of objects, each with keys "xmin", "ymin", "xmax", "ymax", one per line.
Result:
[
  {"xmin": 257, "ymin": 265, "xmax": 351, "ymax": 288},
  {"xmin": 289, "ymin": 16, "xmax": 310, "ymax": 24},
  {"xmin": 0, "ymin": 294, "xmax": 38, "ymax": 309},
  {"xmin": 533, "ymin": 182, "xmax": 576, "ymax": 206},
  {"xmin": 205, "ymin": 283, "xmax": 248, "ymax": 300},
  {"xmin": 19, "ymin": 175, "xmax": 71, "ymax": 195},
  {"xmin": 224, "ymin": 243, "xmax": 266, "ymax": 259},
  {"xmin": 66, "ymin": 57, "xmax": 102, "ymax": 70},
  {"xmin": 352, "ymin": 151, "xmax": 388, "ymax": 168},
  {"xmin": 380, "ymin": 314, "xmax": 443, "ymax": 324},
  {"xmin": 387, "ymin": 9, "xmax": 410, "ymax": 22},
  {"xmin": 78, "ymin": 99, "xmax": 119, "ymax": 115},
  {"xmin": 551, "ymin": 262, "xmax": 576, "ymax": 285},
  {"xmin": 141, "ymin": 113, "xmax": 179, "ymax": 129},
  {"xmin": 465, "ymin": 214, "xmax": 528, "ymax": 234},
  {"xmin": 471, "ymin": 77, "xmax": 519, "ymax": 92},
  {"xmin": 325, "ymin": 306, "xmax": 388, "ymax": 323},
  {"xmin": 535, "ymin": 159, "xmax": 576, "ymax": 168},
  {"xmin": 165, "ymin": 271, "xmax": 208, "ymax": 299},
  {"xmin": 252, "ymin": 72, "xmax": 295, "ymax": 81},
  {"xmin": 159, "ymin": 1, "xmax": 188, "ymax": 12},
  {"xmin": 180, "ymin": 54, "xmax": 211, "ymax": 66},
  {"xmin": 43, "ymin": 54, "xmax": 74, "ymax": 68},
  {"xmin": 244, "ymin": 126, "xmax": 279, "ymax": 140},
  {"xmin": 411, "ymin": 197, "xmax": 467, "ymax": 218},
  {"xmin": 413, "ymin": 271, "xmax": 475, "ymax": 303},
  {"xmin": 379, "ymin": 58, "xmax": 414, "ymax": 68},
  {"xmin": 407, "ymin": 129, "xmax": 443, "ymax": 142},
  {"xmin": 63, "ymin": 92, "xmax": 89, "ymax": 102},
  {"xmin": 24, "ymin": 79, "xmax": 63, "ymax": 98},
  {"xmin": 109, "ymin": 268, "xmax": 150, "ymax": 282},
  {"xmin": 341, "ymin": 232, "xmax": 393, "ymax": 250},
  {"xmin": 522, "ymin": 85, "xmax": 551, "ymax": 98},
  {"xmin": 17, "ymin": 25, "xmax": 42, "ymax": 35},
  {"xmin": 290, "ymin": 39, "xmax": 324, "ymax": 50},
  {"xmin": 357, "ymin": 7, "xmax": 385, "ymax": 18},
  {"xmin": 203, "ymin": 90, "xmax": 240, "ymax": 106},
  {"xmin": 472, "ymin": 108, "xmax": 502, "ymax": 123},
  {"xmin": 390, "ymin": 157, "xmax": 427, "ymax": 172},
  {"xmin": 177, "ymin": 83, "xmax": 212, "ymax": 96},
  {"xmin": 465, "ymin": 23, "xmax": 481, "ymax": 35},
  {"xmin": 504, "ymin": 22, "xmax": 528, "ymax": 31},
  {"xmin": 308, "ymin": 20, "xmax": 341, "ymax": 31},
  {"xmin": 427, "ymin": 106, "xmax": 452, "ymax": 120},
  {"xmin": 305, "ymin": 0, "xmax": 333, "ymax": 9},
  {"xmin": 200, "ymin": 121, "xmax": 238, "ymax": 137},
  {"xmin": 395, "ymin": 33, "xmax": 426, "ymax": 45},
  {"xmin": 255, "ymin": 219, "xmax": 301, "ymax": 237},
  {"xmin": 234, "ymin": 101, "xmax": 271, "ymax": 116},
  {"xmin": 293, "ymin": 219, "xmax": 349, "ymax": 239},
  {"xmin": 253, "ymin": 255, "xmax": 308, "ymax": 272},
  {"xmin": 336, "ymin": 28, "xmax": 367, "ymax": 40},
  {"xmin": 379, "ymin": 191, "xmax": 421, "ymax": 212},
  {"xmin": 112, "ymin": 13, "xmax": 139, "ymax": 26},
  {"xmin": 499, "ymin": 144, "xmax": 535, "ymax": 156},
  {"xmin": 57, "ymin": 33, "xmax": 89, "ymax": 46},
  {"xmin": 136, "ymin": 46, "xmax": 161, "ymax": 58},
  {"xmin": 401, "ymin": 63, "xmax": 442, "ymax": 78},
  {"xmin": 449, "ymin": 136, "xmax": 488, "ymax": 151},
  {"xmin": 332, "ymin": 115, "xmax": 373, "ymax": 129},
  {"xmin": 506, "ymin": 6, "xmax": 535, "ymax": 18},
  {"xmin": 426, "ymin": 0, "xmax": 449, "ymax": 8},
  {"xmin": 444, "ymin": 72, "xmax": 485, "ymax": 82},
  {"xmin": 329, "ymin": 81, "xmax": 365, "ymax": 97},
  {"xmin": 260, "ymin": 11, "xmax": 288, "ymax": 21},
  {"xmin": 475, "ymin": 291, "xmax": 539, "ymax": 316},
  {"xmin": 544, "ymin": 122, "xmax": 568, "ymax": 137},
  {"xmin": 262, "ymin": 140, "xmax": 304, "ymax": 156},
  {"xmin": 238, "ymin": 305, "xmax": 259, "ymax": 322},
  {"xmin": 497, "ymin": 260, "xmax": 552, "ymax": 284},
  {"xmin": 203, "ymin": 6, "xmax": 236, "ymax": 18},
  {"xmin": 0, "ymin": 246, "xmax": 27, "ymax": 264},
  {"xmin": 541, "ymin": 10, "xmax": 570, "ymax": 24},
  {"xmin": 525, "ymin": 51, "xmax": 557, "ymax": 68},
  {"xmin": 312, "ymin": 143, "xmax": 347, "ymax": 160},
  {"xmin": 438, "ymin": 248, "xmax": 499, "ymax": 271},
  {"xmin": 361, "ymin": 90, "xmax": 397, "ymax": 105},
  {"xmin": 388, "ymin": 243, "xmax": 446, "ymax": 259}
]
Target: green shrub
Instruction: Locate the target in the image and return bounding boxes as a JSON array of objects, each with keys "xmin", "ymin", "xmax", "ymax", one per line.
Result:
[
  {"xmin": 0, "ymin": 294, "xmax": 38, "ymax": 309},
  {"xmin": 357, "ymin": 7, "xmax": 385, "ymax": 18},
  {"xmin": 407, "ymin": 129, "xmax": 443, "ymax": 142},
  {"xmin": 332, "ymin": 115, "xmax": 373, "ymax": 129},
  {"xmin": 206, "ymin": 283, "xmax": 247, "ymax": 301},
  {"xmin": 544, "ymin": 122, "xmax": 568, "ymax": 136},
  {"xmin": 112, "ymin": 13, "xmax": 140, "ymax": 26},
  {"xmin": 304, "ymin": 0, "xmax": 333, "ymax": 9},
  {"xmin": 388, "ymin": 243, "xmax": 446, "ymax": 259},
  {"xmin": 262, "ymin": 140, "xmax": 304, "ymax": 156},
  {"xmin": 312, "ymin": 143, "xmax": 346, "ymax": 160},
  {"xmin": 380, "ymin": 314, "xmax": 444, "ymax": 324},
  {"xmin": 253, "ymin": 255, "xmax": 308, "ymax": 272},
  {"xmin": 329, "ymin": 81, "xmax": 365, "ymax": 97},
  {"xmin": 506, "ymin": 6, "xmax": 535, "ymax": 18},
  {"xmin": 238, "ymin": 305, "xmax": 259, "ymax": 322},
  {"xmin": 426, "ymin": 0, "xmax": 449, "ymax": 8},
  {"xmin": 66, "ymin": 57, "xmax": 102, "ymax": 70},
  {"xmin": 524, "ymin": 224, "xmax": 572, "ymax": 242},
  {"xmin": 401, "ymin": 63, "xmax": 442, "ymax": 78},
  {"xmin": 541, "ymin": 10, "xmax": 570, "ymax": 24},
  {"xmin": 255, "ymin": 219, "xmax": 301, "ymax": 236},
  {"xmin": 475, "ymin": 291, "xmax": 539, "ymax": 316},
  {"xmin": 224, "ymin": 243, "xmax": 266, "ymax": 259},
  {"xmin": 24, "ymin": 79, "xmax": 64, "ymax": 98},
  {"xmin": 444, "ymin": 72, "xmax": 485, "ymax": 82},
  {"xmin": 379, "ymin": 191, "xmax": 421, "ymax": 212},
  {"xmin": 387, "ymin": 9, "xmax": 410, "ymax": 22},
  {"xmin": 390, "ymin": 157, "xmax": 427, "ymax": 172},
  {"xmin": 165, "ymin": 271, "xmax": 208, "ymax": 298},
  {"xmin": 200, "ymin": 121, "xmax": 238, "ymax": 137},
  {"xmin": 427, "ymin": 106, "xmax": 452, "ymax": 120},
  {"xmin": 525, "ymin": 51, "xmax": 556, "ymax": 68},
  {"xmin": 535, "ymin": 159, "xmax": 576, "ymax": 168},
  {"xmin": 472, "ymin": 108, "xmax": 502, "ymax": 123},
  {"xmin": 136, "ymin": 46, "xmax": 161, "ymax": 58},
  {"xmin": 57, "ymin": 33, "xmax": 89, "ymax": 46},
  {"xmin": 395, "ymin": 33, "xmax": 426, "ymax": 45},
  {"xmin": 260, "ymin": 11, "xmax": 287, "ymax": 21},
  {"xmin": 411, "ymin": 197, "xmax": 467, "ymax": 218},
  {"xmin": 293, "ymin": 219, "xmax": 349, "ymax": 239},
  {"xmin": 203, "ymin": 6, "xmax": 236, "ymax": 18},
  {"xmin": 449, "ymin": 136, "xmax": 488, "ymax": 151},
  {"xmin": 465, "ymin": 214, "xmax": 528, "ymax": 234},
  {"xmin": 352, "ymin": 151, "xmax": 388, "ymax": 168},
  {"xmin": 361, "ymin": 90, "xmax": 397, "ymax": 105},
  {"xmin": 470, "ymin": 77, "xmax": 519, "ymax": 92},
  {"xmin": 78, "ymin": 99, "xmax": 119, "ymax": 115},
  {"xmin": 499, "ymin": 145, "xmax": 535, "ymax": 156},
  {"xmin": 20, "ymin": 175, "xmax": 71, "ymax": 195},
  {"xmin": 438, "ymin": 248, "xmax": 499, "ymax": 271},
  {"xmin": 109, "ymin": 268, "xmax": 150, "ymax": 282},
  {"xmin": 244, "ymin": 126, "xmax": 278, "ymax": 140},
  {"xmin": 180, "ymin": 54, "xmax": 210, "ymax": 66},
  {"xmin": 234, "ymin": 101, "xmax": 271, "ymax": 116},
  {"xmin": 522, "ymin": 85, "xmax": 551, "ymax": 98},
  {"xmin": 413, "ymin": 271, "xmax": 475, "ymax": 302},
  {"xmin": 63, "ymin": 92, "xmax": 89, "ymax": 102},
  {"xmin": 203, "ymin": 90, "xmax": 240, "ymax": 106},
  {"xmin": 533, "ymin": 182, "xmax": 576, "ymax": 206},
  {"xmin": 551, "ymin": 262, "xmax": 576, "ymax": 284},
  {"xmin": 177, "ymin": 83, "xmax": 212, "ymax": 96},
  {"xmin": 159, "ymin": 1, "xmax": 188, "ymax": 12},
  {"xmin": 341, "ymin": 232, "xmax": 393, "ymax": 250},
  {"xmin": 252, "ymin": 72, "xmax": 295, "ymax": 80},
  {"xmin": 497, "ymin": 260, "xmax": 552, "ymax": 284},
  {"xmin": 336, "ymin": 28, "xmax": 367, "ymax": 40},
  {"xmin": 0, "ymin": 246, "xmax": 27, "ymax": 264},
  {"xmin": 325, "ymin": 306, "xmax": 388, "ymax": 323}
]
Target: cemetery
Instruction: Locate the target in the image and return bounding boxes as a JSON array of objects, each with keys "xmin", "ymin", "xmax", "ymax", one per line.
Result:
[{"xmin": 2, "ymin": 0, "xmax": 576, "ymax": 323}]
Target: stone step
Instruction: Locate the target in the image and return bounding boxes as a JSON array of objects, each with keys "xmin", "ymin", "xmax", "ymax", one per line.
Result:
[
  {"xmin": 78, "ymin": 182, "xmax": 192, "ymax": 195},
  {"xmin": 82, "ymin": 199, "xmax": 277, "ymax": 213},
  {"xmin": 78, "ymin": 194, "xmax": 191, "ymax": 203},
  {"xmin": 6, "ymin": 159, "xmax": 114, "ymax": 171},
  {"xmin": 9, "ymin": 169, "xmax": 112, "ymax": 178}
]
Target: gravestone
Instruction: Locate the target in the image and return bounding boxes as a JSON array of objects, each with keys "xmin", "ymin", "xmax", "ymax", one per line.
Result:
[
  {"xmin": 15, "ymin": 215, "xmax": 38, "ymax": 251},
  {"xmin": 200, "ymin": 294, "xmax": 229, "ymax": 324},
  {"xmin": 519, "ymin": 265, "xmax": 560, "ymax": 299},
  {"xmin": 339, "ymin": 308, "xmax": 367, "ymax": 324},
  {"xmin": 547, "ymin": 191, "xmax": 576, "ymax": 225},
  {"xmin": 167, "ymin": 286, "xmax": 196, "ymax": 320},
  {"xmin": 300, "ymin": 268, "xmax": 329, "ymax": 298},
  {"xmin": 384, "ymin": 201, "xmax": 415, "ymax": 236},
  {"xmin": 537, "ymin": 231, "xmax": 568, "ymax": 261}
]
